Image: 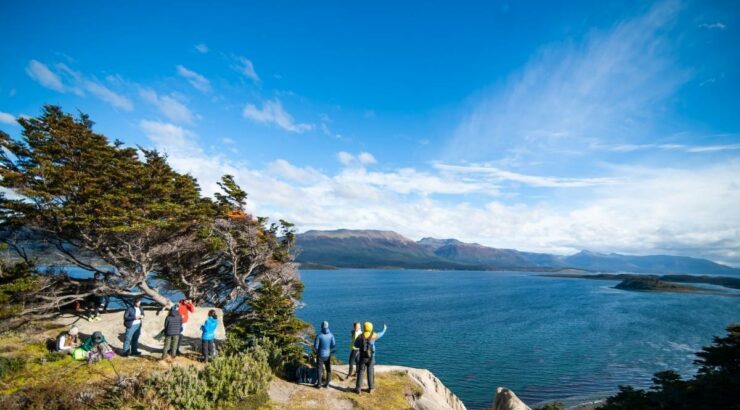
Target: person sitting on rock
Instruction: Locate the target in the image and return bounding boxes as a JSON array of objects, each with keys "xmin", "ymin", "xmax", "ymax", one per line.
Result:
[
  {"xmin": 200, "ymin": 309, "xmax": 218, "ymax": 362},
  {"xmin": 162, "ymin": 305, "xmax": 183, "ymax": 361},
  {"xmin": 313, "ymin": 320, "xmax": 336, "ymax": 388},
  {"xmin": 354, "ymin": 322, "xmax": 387, "ymax": 394},
  {"xmin": 56, "ymin": 325, "xmax": 81, "ymax": 354}
]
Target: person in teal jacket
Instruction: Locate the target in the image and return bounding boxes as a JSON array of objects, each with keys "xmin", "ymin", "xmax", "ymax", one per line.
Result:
[{"xmin": 200, "ymin": 309, "xmax": 218, "ymax": 362}]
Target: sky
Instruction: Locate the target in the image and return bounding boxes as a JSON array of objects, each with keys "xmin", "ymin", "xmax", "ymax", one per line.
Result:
[{"xmin": 1, "ymin": 0, "xmax": 739, "ymax": 265}]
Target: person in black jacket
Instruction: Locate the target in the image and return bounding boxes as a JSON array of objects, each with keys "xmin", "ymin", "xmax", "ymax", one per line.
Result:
[
  {"xmin": 122, "ymin": 297, "xmax": 144, "ymax": 357},
  {"xmin": 162, "ymin": 305, "xmax": 183, "ymax": 360}
]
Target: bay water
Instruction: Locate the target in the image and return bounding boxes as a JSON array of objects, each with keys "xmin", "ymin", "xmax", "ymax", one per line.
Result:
[{"xmin": 297, "ymin": 269, "xmax": 740, "ymax": 409}]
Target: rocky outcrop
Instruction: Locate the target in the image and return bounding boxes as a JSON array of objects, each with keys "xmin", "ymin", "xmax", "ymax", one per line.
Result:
[
  {"xmin": 493, "ymin": 387, "xmax": 532, "ymax": 410},
  {"xmin": 379, "ymin": 365, "xmax": 467, "ymax": 410}
]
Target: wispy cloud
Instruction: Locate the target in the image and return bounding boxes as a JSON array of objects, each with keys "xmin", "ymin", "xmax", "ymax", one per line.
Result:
[
  {"xmin": 599, "ymin": 142, "xmax": 740, "ymax": 153},
  {"xmin": 26, "ymin": 60, "xmax": 65, "ymax": 92},
  {"xmin": 337, "ymin": 151, "xmax": 377, "ymax": 167},
  {"xmin": 83, "ymin": 80, "xmax": 133, "ymax": 111},
  {"xmin": 448, "ymin": 1, "xmax": 687, "ymax": 164},
  {"xmin": 243, "ymin": 99, "xmax": 313, "ymax": 133},
  {"xmin": 25, "ymin": 59, "xmax": 133, "ymax": 111},
  {"xmin": 176, "ymin": 65, "xmax": 211, "ymax": 93},
  {"xmin": 194, "ymin": 43, "xmax": 209, "ymax": 53},
  {"xmin": 233, "ymin": 56, "xmax": 259, "ymax": 82},
  {"xmin": 0, "ymin": 112, "xmax": 17, "ymax": 125},
  {"xmin": 140, "ymin": 89, "xmax": 195, "ymax": 124},
  {"xmin": 699, "ymin": 22, "xmax": 726, "ymax": 30},
  {"xmin": 435, "ymin": 163, "xmax": 620, "ymax": 188}
]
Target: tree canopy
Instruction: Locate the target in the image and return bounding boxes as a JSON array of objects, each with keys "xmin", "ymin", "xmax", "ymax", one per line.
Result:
[{"xmin": 0, "ymin": 105, "xmax": 299, "ymax": 321}]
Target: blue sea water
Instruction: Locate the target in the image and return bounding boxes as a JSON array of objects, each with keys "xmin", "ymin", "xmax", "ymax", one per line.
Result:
[{"xmin": 297, "ymin": 269, "xmax": 740, "ymax": 409}]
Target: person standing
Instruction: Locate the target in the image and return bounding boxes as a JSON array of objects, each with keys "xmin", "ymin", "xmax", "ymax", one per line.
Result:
[
  {"xmin": 200, "ymin": 309, "xmax": 218, "ymax": 362},
  {"xmin": 354, "ymin": 322, "xmax": 387, "ymax": 394},
  {"xmin": 176, "ymin": 298, "xmax": 195, "ymax": 354},
  {"xmin": 348, "ymin": 322, "xmax": 362, "ymax": 378},
  {"xmin": 122, "ymin": 297, "xmax": 144, "ymax": 357},
  {"xmin": 313, "ymin": 320, "xmax": 336, "ymax": 388},
  {"xmin": 162, "ymin": 305, "xmax": 183, "ymax": 361}
]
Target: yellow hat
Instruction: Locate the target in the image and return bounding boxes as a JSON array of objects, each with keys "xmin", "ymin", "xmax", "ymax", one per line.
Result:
[{"xmin": 363, "ymin": 322, "xmax": 373, "ymax": 338}]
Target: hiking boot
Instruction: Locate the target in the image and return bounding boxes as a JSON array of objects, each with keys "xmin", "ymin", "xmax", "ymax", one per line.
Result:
[
  {"xmin": 131, "ymin": 351, "xmax": 142, "ymax": 356},
  {"xmin": 314, "ymin": 384, "xmax": 321, "ymax": 389},
  {"xmin": 368, "ymin": 388, "xmax": 374, "ymax": 394},
  {"xmin": 353, "ymin": 388, "xmax": 361, "ymax": 394}
]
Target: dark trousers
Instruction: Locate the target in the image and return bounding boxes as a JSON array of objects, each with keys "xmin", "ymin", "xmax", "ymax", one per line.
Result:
[
  {"xmin": 348, "ymin": 349, "xmax": 359, "ymax": 376},
  {"xmin": 162, "ymin": 335, "xmax": 180, "ymax": 358},
  {"xmin": 316, "ymin": 356, "xmax": 331, "ymax": 386},
  {"xmin": 201, "ymin": 340, "xmax": 216, "ymax": 361},
  {"xmin": 356, "ymin": 358, "xmax": 375, "ymax": 391}
]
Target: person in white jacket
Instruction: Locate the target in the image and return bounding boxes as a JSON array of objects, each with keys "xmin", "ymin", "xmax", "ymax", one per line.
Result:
[{"xmin": 57, "ymin": 326, "xmax": 81, "ymax": 354}]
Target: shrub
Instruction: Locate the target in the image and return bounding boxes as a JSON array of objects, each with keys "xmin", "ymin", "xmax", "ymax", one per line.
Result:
[
  {"xmin": 147, "ymin": 345, "xmax": 272, "ymax": 410},
  {"xmin": 535, "ymin": 402, "xmax": 566, "ymax": 410},
  {"xmin": 0, "ymin": 356, "xmax": 26, "ymax": 379}
]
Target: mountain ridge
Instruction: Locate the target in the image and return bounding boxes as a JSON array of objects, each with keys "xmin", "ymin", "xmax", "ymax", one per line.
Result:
[{"xmin": 295, "ymin": 229, "xmax": 740, "ymax": 275}]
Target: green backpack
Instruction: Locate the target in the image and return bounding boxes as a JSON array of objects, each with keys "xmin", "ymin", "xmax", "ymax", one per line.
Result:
[{"xmin": 72, "ymin": 347, "xmax": 88, "ymax": 361}]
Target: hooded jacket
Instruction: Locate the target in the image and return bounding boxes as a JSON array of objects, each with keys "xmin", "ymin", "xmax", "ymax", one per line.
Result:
[
  {"xmin": 82, "ymin": 331, "xmax": 107, "ymax": 351},
  {"xmin": 313, "ymin": 321, "xmax": 336, "ymax": 359},
  {"xmin": 355, "ymin": 322, "xmax": 387, "ymax": 359},
  {"xmin": 201, "ymin": 316, "xmax": 218, "ymax": 341},
  {"xmin": 123, "ymin": 305, "xmax": 143, "ymax": 328},
  {"xmin": 164, "ymin": 307, "xmax": 183, "ymax": 336}
]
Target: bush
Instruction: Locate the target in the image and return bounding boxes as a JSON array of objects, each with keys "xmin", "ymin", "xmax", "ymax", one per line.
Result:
[
  {"xmin": 0, "ymin": 356, "xmax": 26, "ymax": 379},
  {"xmin": 147, "ymin": 345, "xmax": 272, "ymax": 410}
]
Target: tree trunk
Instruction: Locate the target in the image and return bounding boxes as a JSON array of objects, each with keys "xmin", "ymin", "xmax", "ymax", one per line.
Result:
[{"xmin": 138, "ymin": 280, "xmax": 173, "ymax": 307}]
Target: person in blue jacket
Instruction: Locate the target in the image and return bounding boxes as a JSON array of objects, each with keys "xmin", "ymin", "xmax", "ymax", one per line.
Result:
[
  {"xmin": 313, "ymin": 320, "xmax": 336, "ymax": 388},
  {"xmin": 200, "ymin": 309, "xmax": 218, "ymax": 362}
]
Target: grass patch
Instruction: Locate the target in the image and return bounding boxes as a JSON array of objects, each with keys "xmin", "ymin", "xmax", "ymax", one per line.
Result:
[{"xmin": 341, "ymin": 371, "xmax": 423, "ymax": 410}]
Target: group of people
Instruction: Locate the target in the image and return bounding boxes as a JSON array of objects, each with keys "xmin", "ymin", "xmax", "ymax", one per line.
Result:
[
  {"xmin": 56, "ymin": 297, "xmax": 219, "ymax": 363},
  {"xmin": 312, "ymin": 320, "xmax": 387, "ymax": 394},
  {"xmin": 56, "ymin": 326, "xmax": 114, "ymax": 364}
]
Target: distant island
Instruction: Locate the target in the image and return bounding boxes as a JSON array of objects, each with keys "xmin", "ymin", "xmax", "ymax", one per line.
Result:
[{"xmin": 295, "ymin": 229, "xmax": 740, "ymax": 276}]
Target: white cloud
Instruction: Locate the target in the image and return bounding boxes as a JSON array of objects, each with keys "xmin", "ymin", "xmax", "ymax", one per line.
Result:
[
  {"xmin": 243, "ymin": 99, "xmax": 313, "ymax": 133},
  {"xmin": 26, "ymin": 60, "xmax": 65, "ymax": 92},
  {"xmin": 176, "ymin": 65, "xmax": 211, "ymax": 93},
  {"xmin": 25, "ymin": 59, "xmax": 133, "ymax": 110},
  {"xmin": 699, "ymin": 22, "xmax": 726, "ymax": 30},
  {"xmin": 194, "ymin": 43, "xmax": 209, "ymax": 53},
  {"xmin": 83, "ymin": 80, "xmax": 133, "ymax": 111},
  {"xmin": 0, "ymin": 112, "xmax": 16, "ymax": 125},
  {"xmin": 140, "ymin": 89, "xmax": 195, "ymax": 124},
  {"xmin": 435, "ymin": 164, "xmax": 620, "ymax": 188},
  {"xmin": 138, "ymin": 122, "xmax": 740, "ymax": 264},
  {"xmin": 598, "ymin": 142, "xmax": 740, "ymax": 154},
  {"xmin": 338, "ymin": 151, "xmax": 377, "ymax": 167},
  {"xmin": 233, "ymin": 56, "xmax": 259, "ymax": 82}
]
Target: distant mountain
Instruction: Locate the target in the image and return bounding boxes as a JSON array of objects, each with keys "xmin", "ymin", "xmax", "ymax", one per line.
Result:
[
  {"xmin": 295, "ymin": 229, "xmax": 740, "ymax": 275},
  {"xmin": 295, "ymin": 229, "xmax": 472, "ymax": 270}
]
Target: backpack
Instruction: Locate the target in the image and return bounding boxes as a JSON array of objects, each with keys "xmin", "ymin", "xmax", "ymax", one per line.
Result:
[{"xmin": 359, "ymin": 334, "xmax": 374, "ymax": 360}]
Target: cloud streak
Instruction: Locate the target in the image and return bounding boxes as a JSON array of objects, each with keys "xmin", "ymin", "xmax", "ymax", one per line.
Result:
[
  {"xmin": 176, "ymin": 65, "xmax": 211, "ymax": 93},
  {"xmin": 243, "ymin": 99, "xmax": 313, "ymax": 133},
  {"xmin": 140, "ymin": 89, "xmax": 195, "ymax": 124}
]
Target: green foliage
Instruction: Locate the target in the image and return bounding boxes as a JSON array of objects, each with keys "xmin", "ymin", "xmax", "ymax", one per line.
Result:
[
  {"xmin": 602, "ymin": 324, "xmax": 740, "ymax": 410},
  {"xmin": 0, "ymin": 356, "xmax": 27, "ymax": 379},
  {"xmin": 230, "ymin": 280, "xmax": 308, "ymax": 377},
  {"xmin": 0, "ymin": 261, "xmax": 42, "ymax": 323},
  {"xmin": 147, "ymin": 346, "xmax": 272, "ymax": 410}
]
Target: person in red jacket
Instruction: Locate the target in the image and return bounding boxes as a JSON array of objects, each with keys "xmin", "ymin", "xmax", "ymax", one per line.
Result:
[{"xmin": 176, "ymin": 298, "xmax": 195, "ymax": 354}]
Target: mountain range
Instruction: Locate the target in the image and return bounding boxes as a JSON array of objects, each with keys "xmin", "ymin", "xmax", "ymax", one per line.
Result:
[{"xmin": 295, "ymin": 229, "xmax": 740, "ymax": 276}]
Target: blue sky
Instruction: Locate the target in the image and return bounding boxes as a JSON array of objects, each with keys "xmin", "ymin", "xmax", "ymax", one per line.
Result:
[{"xmin": 1, "ymin": 1, "xmax": 739, "ymax": 264}]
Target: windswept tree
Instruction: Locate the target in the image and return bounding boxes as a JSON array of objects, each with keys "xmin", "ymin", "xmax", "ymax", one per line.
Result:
[{"xmin": 0, "ymin": 106, "xmax": 215, "ymax": 306}]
